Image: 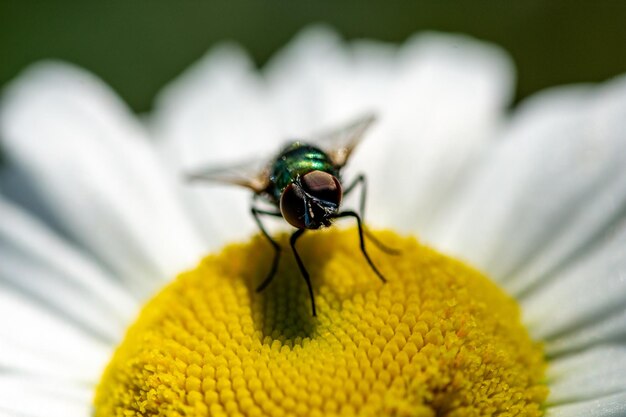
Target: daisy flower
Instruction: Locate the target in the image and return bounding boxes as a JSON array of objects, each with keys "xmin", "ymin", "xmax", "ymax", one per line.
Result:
[{"xmin": 2, "ymin": 26, "xmax": 626, "ymax": 417}]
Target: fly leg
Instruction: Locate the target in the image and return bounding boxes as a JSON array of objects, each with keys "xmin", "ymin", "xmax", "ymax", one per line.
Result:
[
  {"xmin": 251, "ymin": 201, "xmax": 283, "ymax": 292},
  {"xmin": 342, "ymin": 174, "xmax": 368, "ymax": 216},
  {"xmin": 343, "ymin": 174, "xmax": 400, "ymax": 255},
  {"xmin": 289, "ymin": 228, "xmax": 317, "ymax": 316},
  {"xmin": 334, "ymin": 210, "xmax": 387, "ymax": 284}
]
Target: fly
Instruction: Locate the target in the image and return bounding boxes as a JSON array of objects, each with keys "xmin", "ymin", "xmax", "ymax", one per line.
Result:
[{"xmin": 187, "ymin": 114, "xmax": 398, "ymax": 316}]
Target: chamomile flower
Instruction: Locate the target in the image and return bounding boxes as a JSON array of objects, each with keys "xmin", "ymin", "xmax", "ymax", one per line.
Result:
[{"xmin": 1, "ymin": 26, "xmax": 626, "ymax": 417}]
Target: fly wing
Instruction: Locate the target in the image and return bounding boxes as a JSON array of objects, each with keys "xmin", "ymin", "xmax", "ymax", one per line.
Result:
[
  {"xmin": 186, "ymin": 113, "xmax": 377, "ymax": 192},
  {"xmin": 310, "ymin": 113, "xmax": 377, "ymax": 169},
  {"xmin": 185, "ymin": 156, "xmax": 270, "ymax": 194}
]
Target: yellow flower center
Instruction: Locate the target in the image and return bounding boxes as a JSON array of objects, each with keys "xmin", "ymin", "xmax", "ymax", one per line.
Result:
[{"xmin": 94, "ymin": 228, "xmax": 547, "ymax": 417}]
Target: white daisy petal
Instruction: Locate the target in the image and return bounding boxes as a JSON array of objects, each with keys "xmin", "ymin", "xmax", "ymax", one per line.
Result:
[
  {"xmin": 154, "ymin": 26, "xmax": 515, "ymax": 243},
  {"xmin": 0, "ymin": 197, "xmax": 137, "ymax": 342},
  {"xmin": 544, "ymin": 307, "xmax": 626, "ymax": 357},
  {"xmin": 1, "ymin": 338, "xmax": 92, "ymax": 383},
  {"xmin": 522, "ymin": 218, "xmax": 626, "ymax": 344},
  {"xmin": 547, "ymin": 345, "xmax": 626, "ymax": 405},
  {"xmin": 0, "ymin": 409, "xmax": 23, "ymax": 417},
  {"xmin": 0, "ymin": 289, "xmax": 109, "ymax": 382},
  {"xmin": 434, "ymin": 75, "xmax": 626, "ymax": 287},
  {"xmin": 264, "ymin": 25, "xmax": 370, "ymax": 132},
  {"xmin": 152, "ymin": 44, "xmax": 279, "ymax": 247},
  {"xmin": 154, "ymin": 43, "xmax": 279, "ymax": 163},
  {"xmin": 359, "ymin": 32, "xmax": 514, "ymax": 234},
  {"xmin": 265, "ymin": 27, "xmax": 514, "ymax": 232},
  {"xmin": 0, "ymin": 62, "xmax": 206, "ymax": 297},
  {"xmin": 0, "ymin": 375, "xmax": 91, "ymax": 417},
  {"xmin": 546, "ymin": 391, "xmax": 626, "ymax": 417}
]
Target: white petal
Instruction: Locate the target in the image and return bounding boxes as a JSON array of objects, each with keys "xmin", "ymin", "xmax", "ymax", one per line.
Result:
[
  {"xmin": 434, "ymin": 75, "xmax": 626, "ymax": 287},
  {"xmin": 546, "ymin": 391, "xmax": 626, "ymax": 417},
  {"xmin": 154, "ymin": 26, "xmax": 514, "ymax": 244},
  {"xmin": 522, "ymin": 218, "xmax": 626, "ymax": 346},
  {"xmin": 152, "ymin": 45, "xmax": 278, "ymax": 247},
  {"xmin": 0, "ymin": 62, "xmax": 206, "ymax": 298},
  {"xmin": 265, "ymin": 26, "xmax": 514, "ymax": 232},
  {"xmin": 0, "ymin": 409, "xmax": 23, "ymax": 417},
  {"xmin": 547, "ymin": 346, "xmax": 626, "ymax": 404},
  {"xmin": 0, "ymin": 197, "xmax": 137, "ymax": 342},
  {"xmin": 545, "ymin": 308, "xmax": 626, "ymax": 356},
  {"xmin": 1, "ymin": 338, "xmax": 93, "ymax": 383},
  {"xmin": 0, "ymin": 375, "xmax": 91, "ymax": 417},
  {"xmin": 268, "ymin": 28, "xmax": 513, "ymax": 232},
  {"xmin": 360, "ymin": 32, "xmax": 514, "ymax": 234},
  {"xmin": 264, "ymin": 25, "xmax": 378, "ymax": 132},
  {"xmin": 154, "ymin": 43, "xmax": 280, "ymax": 164},
  {"xmin": 0, "ymin": 289, "xmax": 109, "ymax": 383}
]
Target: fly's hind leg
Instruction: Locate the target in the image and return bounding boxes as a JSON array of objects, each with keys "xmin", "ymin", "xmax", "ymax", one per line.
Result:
[
  {"xmin": 251, "ymin": 200, "xmax": 283, "ymax": 292},
  {"xmin": 343, "ymin": 174, "xmax": 400, "ymax": 255}
]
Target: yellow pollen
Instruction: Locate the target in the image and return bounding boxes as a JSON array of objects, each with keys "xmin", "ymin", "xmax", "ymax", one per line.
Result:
[{"xmin": 95, "ymin": 228, "xmax": 548, "ymax": 417}]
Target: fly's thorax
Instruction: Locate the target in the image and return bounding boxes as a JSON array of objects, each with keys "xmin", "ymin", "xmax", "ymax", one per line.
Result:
[{"xmin": 269, "ymin": 142, "xmax": 338, "ymax": 201}]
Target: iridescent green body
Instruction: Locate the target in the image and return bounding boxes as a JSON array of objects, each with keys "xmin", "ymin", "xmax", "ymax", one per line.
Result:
[{"xmin": 267, "ymin": 142, "xmax": 338, "ymax": 203}]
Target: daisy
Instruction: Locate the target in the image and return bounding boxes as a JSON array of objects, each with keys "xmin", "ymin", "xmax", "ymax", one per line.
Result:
[{"xmin": 1, "ymin": 25, "xmax": 626, "ymax": 417}]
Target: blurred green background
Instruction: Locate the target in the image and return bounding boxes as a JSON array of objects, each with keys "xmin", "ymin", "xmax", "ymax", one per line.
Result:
[{"xmin": 1, "ymin": 1, "xmax": 626, "ymax": 112}]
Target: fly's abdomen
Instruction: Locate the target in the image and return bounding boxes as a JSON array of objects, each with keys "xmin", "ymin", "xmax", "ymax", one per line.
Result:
[{"xmin": 269, "ymin": 143, "xmax": 337, "ymax": 200}]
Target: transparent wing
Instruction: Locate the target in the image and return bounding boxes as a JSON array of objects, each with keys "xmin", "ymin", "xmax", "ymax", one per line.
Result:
[
  {"xmin": 185, "ymin": 113, "xmax": 377, "ymax": 192},
  {"xmin": 309, "ymin": 112, "xmax": 377, "ymax": 168},
  {"xmin": 185, "ymin": 156, "xmax": 270, "ymax": 193}
]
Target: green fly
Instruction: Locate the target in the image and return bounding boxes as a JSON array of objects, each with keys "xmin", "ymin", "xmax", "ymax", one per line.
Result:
[{"xmin": 187, "ymin": 114, "xmax": 397, "ymax": 316}]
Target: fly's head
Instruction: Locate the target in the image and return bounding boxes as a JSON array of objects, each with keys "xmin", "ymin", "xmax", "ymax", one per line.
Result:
[{"xmin": 280, "ymin": 170, "xmax": 342, "ymax": 229}]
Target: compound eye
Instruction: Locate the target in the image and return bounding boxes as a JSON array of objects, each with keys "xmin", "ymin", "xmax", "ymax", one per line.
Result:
[
  {"xmin": 280, "ymin": 183, "xmax": 307, "ymax": 229},
  {"xmin": 301, "ymin": 170, "xmax": 342, "ymax": 206}
]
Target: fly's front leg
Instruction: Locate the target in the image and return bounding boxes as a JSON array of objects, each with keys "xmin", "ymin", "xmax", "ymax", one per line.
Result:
[
  {"xmin": 334, "ymin": 210, "xmax": 387, "ymax": 283},
  {"xmin": 343, "ymin": 174, "xmax": 399, "ymax": 255},
  {"xmin": 289, "ymin": 228, "xmax": 317, "ymax": 316},
  {"xmin": 251, "ymin": 199, "xmax": 283, "ymax": 292}
]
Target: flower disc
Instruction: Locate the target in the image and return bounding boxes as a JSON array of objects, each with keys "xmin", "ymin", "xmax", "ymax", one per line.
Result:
[{"xmin": 95, "ymin": 228, "xmax": 548, "ymax": 417}]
